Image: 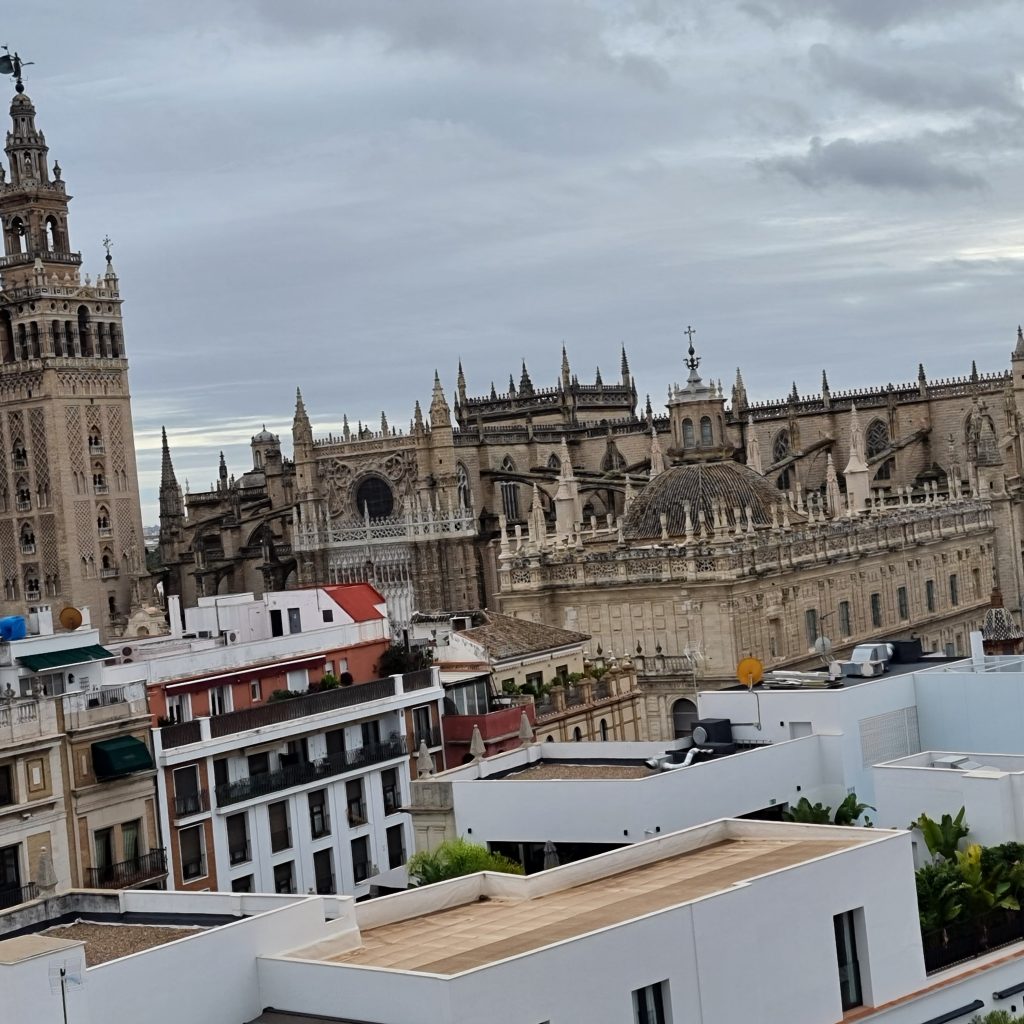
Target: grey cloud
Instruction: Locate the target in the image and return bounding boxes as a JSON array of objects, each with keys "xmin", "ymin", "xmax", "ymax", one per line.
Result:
[
  {"xmin": 763, "ymin": 136, "xmax": 985, "ymax": 192},
  {"xmin": 808, "ymin": 44, "xmax": 1021, "ymax": 114},
  {"xmin": 743, "ymin": 0, "xmax": 1010, "ymax": 31}
]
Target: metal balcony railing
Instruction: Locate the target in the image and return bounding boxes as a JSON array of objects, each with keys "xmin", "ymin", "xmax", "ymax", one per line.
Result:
[
  {"xmin": 208, "ymin": 677, "xmax": 397, "ymax": 739},
  {"xmin": 99, "ymin": 567, "xmax": 119, "ymax": 579},
  {"xmin": 98, "ymin": 526, "xmax": 113, "ymax": 538},
  {"xmin": 85, "ymin": 848, "xmax": 167, "ymax": 889},
  {"xmin": 16, "ymin": 500, "xmax": 30, "ymax": 511},
  {"xmin": 215, "ymin": 737, "xmax": 407, "ymax": 807},
  {"xmin": 173, "ymin": 789, "xmax": 210, "ymax": 818},
  {"xmin": 20, "ymin": 543, "xmax": 35, "ymax": 555},
  {"xmin": 412, "ymin": 726, "xmax": 443, "ymax": 750},
  {"xmin": 93, "ymin": 484, "xmax": 109, "ymax": 495},
  {"xmin": 0, "ymin": 881, "xmax": 39, "ymax": 909}
]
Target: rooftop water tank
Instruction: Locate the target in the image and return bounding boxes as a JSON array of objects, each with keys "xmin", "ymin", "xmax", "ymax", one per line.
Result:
[{"xmin": 0, "ymin": 616, "xmax": 28, "ymax": 641}]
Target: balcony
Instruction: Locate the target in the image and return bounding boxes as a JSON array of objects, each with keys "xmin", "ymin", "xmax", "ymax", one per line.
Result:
[
  {"xmin": 99, "ymin": 566, "xmax": 120, "ymax": 579},
  {"xmin": 159, "ymin": 720, "xmax": 202, "ymax": 749},
  {"xmin": 208, "ymin": 676, "xmax": 398, "ymax": 740},
  {"xmin": 173, "ymin": 789, "xmax": 210, "ymax": 818},
  {"xmin": 85, "ymin": 848, "xmax": 167, "ymax": 889},
  {"xmin": 0, "ymin": 881, "xmax": 39, "ymax": 910},
  {"xmin": 25, "ymin": 590, "xmax": 40, "ymax": 603},
  {"xmin": 19, "ymin": 543, "xmax": 35, "ymax": 555},
  {"xmin": 88, "ymin": 442, "xmax": 106, "ymax": 455},
  {"xmin": 11, "ymin": 457, "xmax": 27, "ymax": 470},
  {"xmin": 93, "ymin": 484, "xmax": 109, "ymax": 495},
  {"xmin": 215, "ymin": 737, "xmax": 407, "ymax": 807},
  {"xmin": 16, "ymin": 500, "xmax": 30, "ymax": 511},
  {"xmin": 98, "ymin": 526, "xmax": 113, "ymax": 538},
  {"xmin": 412, "ymin": 726, "xmax": 443, "ymax": 750}
]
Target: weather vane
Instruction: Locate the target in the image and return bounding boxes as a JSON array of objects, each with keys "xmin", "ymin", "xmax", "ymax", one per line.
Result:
[
  {"xmin": 102, "ymin": 235, "xmax": 113, "ymax": 262},
  {"xmin": 683, "ymin": 324, "xmax": 700, "ymax": 372},
  {"xmin": 0, "ymin": 47, "xmax": 34, "ymax": 94}
]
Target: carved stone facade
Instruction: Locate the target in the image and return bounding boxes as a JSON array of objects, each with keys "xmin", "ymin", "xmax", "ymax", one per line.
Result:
[{"xmin": 0, "ymin": 85, "xmax": 148, "ymax": 637}]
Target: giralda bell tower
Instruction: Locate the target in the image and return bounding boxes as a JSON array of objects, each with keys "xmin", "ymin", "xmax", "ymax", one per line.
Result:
[{"xmin": 0, "ymin": 69, "xmax": 148, "ymax": 636}]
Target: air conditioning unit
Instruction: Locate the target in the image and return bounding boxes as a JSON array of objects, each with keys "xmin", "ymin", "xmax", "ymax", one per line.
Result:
[
  {"xmin": 197, "ymin": 630, "xmax": 212, "ymax": 639},
  {"xmin": 121, "ymin": 646, "xmax": 133, "ymax": 657}
]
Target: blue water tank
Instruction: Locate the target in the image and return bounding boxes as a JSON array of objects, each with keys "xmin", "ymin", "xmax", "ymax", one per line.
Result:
[{"xmin": 0, "ymin": 616, "xmax": 27, "ymax": 641}]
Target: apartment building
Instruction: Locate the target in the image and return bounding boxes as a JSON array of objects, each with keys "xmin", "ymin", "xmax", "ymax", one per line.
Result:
[
  {"xmin": 142, "ymin": 585, "xmax": 445, "ymax": 895},
  {"xmin": 1, "ymin": 607, "xmax": 162, "ymax": 909}
]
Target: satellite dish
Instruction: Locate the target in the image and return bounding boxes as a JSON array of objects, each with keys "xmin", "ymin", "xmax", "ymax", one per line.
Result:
[
  {"xmin": 693, "ymin": 725, "xmax": 709, "ymax": 745},
  {"xmin": 813, "ymin": 636, "xmax": 834, "ymax": 660},
  {"xmin": 58, "ymin": 607, "xmax": 83, "ymax": 631},
  {"xmin": 736, "ymin": 656, "xmax": 764, "ymax": 689}
]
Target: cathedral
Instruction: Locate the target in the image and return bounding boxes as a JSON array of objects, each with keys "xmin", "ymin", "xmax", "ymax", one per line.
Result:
[{"xmin": 0, "ymin": 78, "xmax": 149, "ymax": 637}]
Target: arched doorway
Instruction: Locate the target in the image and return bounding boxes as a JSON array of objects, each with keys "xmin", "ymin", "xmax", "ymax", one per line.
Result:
[{"xmin": 672, "ymin": 698, "xmax": 698, "ymax": 738}]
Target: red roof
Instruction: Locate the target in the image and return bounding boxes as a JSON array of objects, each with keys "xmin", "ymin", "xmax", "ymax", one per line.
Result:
[{"xmin": 324, "ymin": 583, "xmax": 386, "ymax": 623}]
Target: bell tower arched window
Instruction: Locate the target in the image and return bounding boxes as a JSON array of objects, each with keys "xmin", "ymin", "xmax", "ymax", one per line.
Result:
[
  {"xmin": 45, "ymin": 216, "xmax": 60, "ymax": 251},
  {"xmin": 19, "ymin": 524, "xmax": 35, "ymax": 554},
  {"xmin": 699, "ymin": 416, "xmax": 713, "ymax": 446},
  {"xmin": 77, "ymin": 305, "xmax": 92, "ymax": 357},
  {"xmin": 88, "ymin": 428, "xmax": 103, "ymax": 454},
  {"xmin": 682, "ymin": 418, "xmax": 695, "ymax": 448}
]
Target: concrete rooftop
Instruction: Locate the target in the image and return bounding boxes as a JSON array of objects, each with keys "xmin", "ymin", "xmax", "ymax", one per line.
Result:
[{"xmin": 290, "ymin": 833, "xmax": 862, "ymax": 975}]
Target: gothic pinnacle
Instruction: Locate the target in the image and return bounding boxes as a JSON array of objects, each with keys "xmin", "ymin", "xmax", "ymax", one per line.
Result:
[
  {"xmin": 620, "ymin": 344, "xmax": 630, "ymax": 379},
  {"xmin": 821, "ymin": 369, "xmax": 830, "ymax": 393}
]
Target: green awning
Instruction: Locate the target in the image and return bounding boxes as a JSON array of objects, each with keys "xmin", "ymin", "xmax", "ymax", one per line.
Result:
[
  {"xmin": 17, "ymin": 644, "xmax": 114, "ymax": 673},
  {"xmin": 91, "ymin": 736, "xmax": 155, "ymax": 780}
]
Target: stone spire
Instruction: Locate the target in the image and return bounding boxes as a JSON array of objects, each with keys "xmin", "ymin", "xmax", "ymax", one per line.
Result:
[
  {"xmin": 649, "ymin": 426, "xmax": 665, "ymax": 479},
  {"xmin": 519, "ymin": 359, "xmax": 534, "ymax": 396},
  {"xmin": 218, "ymin": 451, "xmax": 228, "ymax": 489},
  {"xmin": 430, "ymin": 370, "xmax": 451, "ymax": 428},
  {"xmin": 159, "ymin": 427, "xmax": 184, "ymax": 521},
  {"xmin": 595, "ymin": 365, "xmax": 603, "ymax": 388},
  {"xmin": 620, "ymin": 344, "xmax": 631, "ymax": 387},
  {"xmin": 844, "ymin": 405, "xmax": 870, "ymax": 513},
  {"xmin": 490, "ymin": 381, "xmax": 497, "ymax": 400},
  {"xmin": 821, "ymin": 369, "xmax": 831, "ymax": 409},
  {"xmin": 746, "ymin": 416, "xmax": 763, "ymax": 475},
  {"xmin": 1015, "ymin": 326, "xmax": 1024, "ymax": 361},
  {"xmin": 645, "ymin": 394, "xmax": 653, "ymax": 424},
  {"xmin": 529, "ymin": 484, "xmax": 547, "ymax": 548},
  {"xmin": 789, "ymin": 381, "xmax": 799, "ymax": 403},
  {"xmin": 413, "ymin": 400, "xmax": 424, "ymax": 434},
  {"xmin": 731, "ymin": 367, "xmax": 748, "ymax": 412},
  {"xmin": 824, "ymin": 452, "xmax": 843, "ymax": 519},
  {"xmin": 292, "ymin": 386, "xmax": 312, "ymax": 446},
  {"xmin": 380, "ymin": 410, "xmax": 389, "ymax": 435},
  {"xmin": 554, "ymin": 436, "xmax": 581, "ymax": 540},
  {"xmin": 508, "ymin": 373, "xmax": 516, "ymax": 397},
  {"xmin": 457, "ymin": 360, "xmax": 467, "ymax": 403},
  {"xmin": 918, "ymin": 362, "xmax": 928, "ymax": 397},
  {"xmin": 561, "ymin": 344, "xmax": 571, "ymax": 390}
]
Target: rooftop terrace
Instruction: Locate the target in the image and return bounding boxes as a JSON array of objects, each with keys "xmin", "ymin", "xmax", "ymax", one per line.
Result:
[{"xmin": 287, "ymin": 823, "xmax": 870, "ymax": 975}]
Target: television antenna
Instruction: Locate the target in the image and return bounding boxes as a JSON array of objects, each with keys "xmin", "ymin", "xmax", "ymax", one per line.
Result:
[{"xmin": 48, "ymin": 960, "xmax": 83, "ymax": 1024}]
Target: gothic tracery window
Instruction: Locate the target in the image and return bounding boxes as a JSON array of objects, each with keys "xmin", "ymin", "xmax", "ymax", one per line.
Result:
[
  {"xmin": 500, "ymin": 454, "xmax": 516, "ymax": 473},
  {"xmin": 772, "ymin": 430, "xmax": 791, "ymax": 490},
  {"xmin": 547, "ymin": 453, "xmax": 561, "ymax": 471},
  {"xmin": 601, "ymin": 444, "xmax": 626, "ymax": 472},
  {"xmin": 866, "ymin": 419, "xmax": 889, "ymax": 458}
]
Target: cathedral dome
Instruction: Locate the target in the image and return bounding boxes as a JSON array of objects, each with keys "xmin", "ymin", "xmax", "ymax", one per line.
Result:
[
  {"xmin": 621, "ymin": 460, "xmax": 799, "ymax": 541},
  {"xmin": 252, "ymin": 425, "xmax": 278, "ymax": 444}
]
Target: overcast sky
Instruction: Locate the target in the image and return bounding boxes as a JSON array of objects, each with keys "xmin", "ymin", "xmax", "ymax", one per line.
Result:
[{"xmin": 5, "ymin": 2, "xmax": 1023, "ymax": 522}]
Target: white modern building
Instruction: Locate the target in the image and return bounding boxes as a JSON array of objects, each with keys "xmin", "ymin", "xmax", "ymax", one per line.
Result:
[{"xmin": 8, "ymin": 817, "xmax": 1024, "ymax": 1024}]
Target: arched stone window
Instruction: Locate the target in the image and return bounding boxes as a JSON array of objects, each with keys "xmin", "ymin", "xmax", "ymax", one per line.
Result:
[
  {"xmin": 11, "ymin": 438, "xmax": 27, "ymax": 468},
  {"xmin": 253, "ymin": 449, "xmax": 263, "ymax": 470},
  {"xmin": 109, "ymin": 324, "xmax": 121, "ymax": 358},
  {"xmin": 601, "ymin": 444, "xmax": 626, "ymax": 472},
  {"xmin": 866, "ymin": 419, "xmax": 889, "ymax": 458},
  {"xmin": 355, "ymin": 475, "xmax": 394, "ymax": 519},
  {"xmin": 572, "ymin": 726, "xmax": 583, "ymax": 742},
  {"xmin": 45, "ymin": 216, "xmax": 60, "ymax": 251},
  {"xmin": 19, "ymin": 523, "xmax": 35, "ymax": 554},
  {"xmin": 682, "ymin": 418, "xmax": 695, "ymax": 448},
  {"xmin": 547, "ymin": 452, "xmax": 561, "ymax": 471},
  {"xmin": 88, "ymin": 427, "xmax": 103, "ymax": 454},
  {"xmin": 25, "ymin": 574, "xmax": 40, "ymax": 601},
  {"xmin": 672, "ymin": 697, "xmax": 698, "ymax": 738},
  {"xmin": 599, "ymin": 719, "xmax": 609, "ymax": 741},
  {"xmin": 499, "ymin": 481, "xmax": 520, "ymax": 522},
  {"xmin": 51, "ymin": 321, "xmax": 64, "ymax": 357},
  {"xmin": 9, "ymin": 216, "xmax": 27, "ymax": 254},
  {"xmin": 97, "ymin": 506, "xmax": 111, "ymax": 534},
  {"xmin": 456, "ymin": 462, "xmax": 471, "ymax": 510},
  {"xmin": 699, "ymin": 416, "xmax": 713, "ymax": 446},
  {"xmin": 92, "ymin": 463, "xmax": 107, "ymax": 493},
  {"xmin": 500, "ymin": 454, "xmax": 516, "ymax": 473},
  {"xmin": 15, "ymin": 477, "xmax": 31, "ymax": 510},
  {"xmin": 772, "ymin": 430, "xmax": 791, "ymax": 490}
]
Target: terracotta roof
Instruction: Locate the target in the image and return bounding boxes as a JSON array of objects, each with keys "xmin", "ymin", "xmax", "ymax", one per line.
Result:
[
  {"xmin": 323, "ymin": 583, "xmax": 386, "ymax": 622},
  {"xmin": 621, "ymin": 460, "xmax": 802, "ymax": 541},
  {"xmin": 458, "ymin": 612, "xmax": 589, "ymax": 660}
]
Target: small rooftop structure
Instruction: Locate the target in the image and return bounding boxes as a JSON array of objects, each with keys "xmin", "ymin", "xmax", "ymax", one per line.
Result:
[{"xmin": 453, "ymin": 610, "xmax": 589, "ymax": 660}]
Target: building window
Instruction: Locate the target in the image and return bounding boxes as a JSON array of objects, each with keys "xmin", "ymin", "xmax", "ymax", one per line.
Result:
[
  {"xmin": 165, "ymin": 694, "xmax": 191, "ymax": 724},
  {"xmin": 412, "ymin": 705, "xmax": 433, "ymax": 748},
  {"xmin": 525, "ymin": 671, "xmax": 543, "ymax": 691},
  {"xmin": 313, "ymin": 849, "xmax": 335, "ymax": 894},
  {"xmin": 347, "ymin": 779, "xmax": 366, "ymax": 826},
  {"xmin": 387, "ymin": 823, "xmax": 406, "ymax": 870},
  {"xmin": 1, "ymin": 844, "xmax": 23, "ymax": 900},
  {"xmin": 699, "ymin": 416, "xmax": 713, "ymax": 446},
  {"xmin": 925, "ymin": 579, "xmax": 936, "ymax": 613},
  {"xmin": 121, "ymin": 820, "xmax": 141, "ymax": 865},
  {"xmin": 355, "ymin": 475, "xmax": 394, "ymax": 519},
  {"xmin": 834, "ymin": 910, "xmax": 864, "ymax": 1011},
  {"xmin": 0, "ymin": 765, "xmax": 13, "ymax": 807},
  {"xmin": 500, "ymin": 481, "xmax": 520, "ymax": 522},
  {"xmin": 286, "ymin": 668, "xmax": 308, "ymax": 692},
  {"xmin": 351, "ymin": 836, "xmax": 371, "ymax": 884},
  {"xmin": 681, "ymin": 418, "xmax": 695, "ymax": 448},
  {"xmin": 94, "ymin": 828, "xmax": 113, "ymax": 875},
  {"xmin": 226, "ymin": 812, "xmax": 250, "ymax": 864},
  {"xmin": 179, "ymin": 825, "xmax": 205, "ymax": 881},
  {"xmin": 321, "ymin": 608, "xmax": 334, "ymax": 623},
  {"xmin": 247, "ymin": 752, "xmax": 270, "ymax": 777},
  {"xmin": 268, "ymin": 801, "xmax": 291, "ymax": 852},
  {"xmin": 451, "ymin": 680, "xmax": 489, "ymax": 715},
  {"xmin": 309, "ymin": 789, "xmax": 330, "ymax": 839},
  {"xmin": 172, "ymin": 765, "xmax": 203, "ymax": 817},
  {"xmin": 897, "ymin": 586, "xmax": 909, "ymax": 621},
  {"xmin": 950, "ymin": 574, "xmax": 959, "ymax": 606},
  {"xmin": 208, "ymin": 685, "xmax": 231, "ymax": 717},
  {"xmin": 273, "ymin": 861, "xmax": 295, "ymax": 894},
  {"xmin": 838, "ymin": 601, "xmax": 851, "ymax": 638},
  {"xmin": 600, "ymin": 719, "xmax": 609, "ymax": 740},
  {"xmin": 632, "ymin": 981, "xmax": 668, "ymax": 1024},
  {"xmin": 287, "ymin": 607, "xmax": 302, "ymax": 634},
  {"xmin": 804, "ymin": 609, "xmax": 819, "ymax": 646},
  {"xmin": 250, "ymin": 679, "xmax": 262, "ymax": 702},
  {"xmin": 231, "ymin": 875, "xmax": 253, "ymax": 893},
  {"xmin": 361, "ymin": 719, "xmax": 381, "ymax": 747},
  {"xmin": 382, "ymin": 767, "xmax": 401, "ymax": 815},
  {"xmin": 870, "ymin": 593, "xmax": 882, "ymax": 629}
]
